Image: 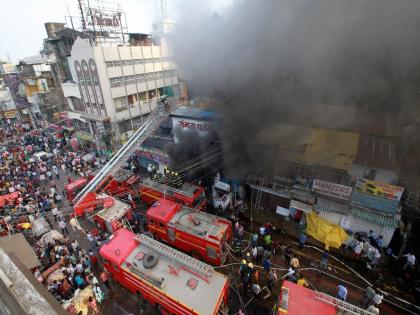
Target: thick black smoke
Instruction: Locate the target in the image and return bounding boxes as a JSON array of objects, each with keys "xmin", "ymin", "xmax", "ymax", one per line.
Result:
[
  {"xmin": 165, "ymin": 126, "xmax": 221, "ymax": 181},
  {"xmin": 171, "ymin": 0, "xmax": 420, "ymax": 177}
]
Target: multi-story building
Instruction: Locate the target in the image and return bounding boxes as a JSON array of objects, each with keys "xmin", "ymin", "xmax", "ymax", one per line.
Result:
[
  {"xmin": 0, "ymin": 81, "xmax": 18, "ymax": 121},
  {"xmin": 61, "ymin": 33, "xmax": 179, "ymax": 148},
  {"xmin": 17, "ymin": 55, "xmax": 68, "ymax": 121}
]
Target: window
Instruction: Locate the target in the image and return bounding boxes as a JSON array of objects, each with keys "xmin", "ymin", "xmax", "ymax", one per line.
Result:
[
  {"xmin": 159, "ymin": 222, "xmax": 164, "ymax": 228},
  {"xmin": 206, "ymin": 247, "xmax": 217, "ymax": 259}
]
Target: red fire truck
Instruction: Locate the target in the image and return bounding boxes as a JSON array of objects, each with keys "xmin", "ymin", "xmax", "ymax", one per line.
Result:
[
  {"xmin": 66, "ymin": 169, "xmax": 139, "ymax": 203},
  {"xmin": 146, "ymin": 198, "xmax": 232, "ymax": 265},
  {"xmin": 95, "ymin": 169, "xmax": 139, "ymax": 198},
  {"xmin": 139, "ymin": 178, "xmax": 207, "ymax": 211},
  {"xmin": 100, "ymin": 228, "xmax": 229, "ymax": 315},
  {"xmin": 65, "ymin": 178, "xmax": 89, "ymax": 203},
  {"xmin": 73, "ymin": 193, "xmax": 133, "ymax": 233},
  {"xmin": 275, "ymin": 280, "xmax": 370, "ymax": 315}
]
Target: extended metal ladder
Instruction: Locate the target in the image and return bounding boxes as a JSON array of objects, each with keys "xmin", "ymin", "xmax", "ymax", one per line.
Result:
[
  {"xmin": 141, "ymin": 178, "xmax": 194, "ymax": 198},
  {"xmin": 73, "ymin": 104, "xmax": 170, "ymax": 206},
  {"xmin": 254, "ymin": 175, "xmax": 265, "ymax": 213},
  {"xmin": 134, "ymin": 233, "xmax": 214, "ymax": 280},
  {"xmin": 314, "ymin": 291, "xmax": 374, "ymax": 315}
]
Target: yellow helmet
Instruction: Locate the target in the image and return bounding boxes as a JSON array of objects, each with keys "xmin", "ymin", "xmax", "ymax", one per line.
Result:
[
  {"xmin": 246, "ymin": 252, "xmax": 250, "ymax": 257},
  {"xmin": 248, "ymin": 263, "xmax": 253, "ymax": 268},
  {"xmin": 242, "ymin": 260, "xmax": 247, "ymax": 264}
]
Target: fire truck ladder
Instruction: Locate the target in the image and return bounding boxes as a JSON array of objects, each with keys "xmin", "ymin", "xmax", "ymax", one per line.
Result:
[
  {"xmin": 73, "ymin": 102, "xmax": 170, "ymax": 206},
  {"xmin": 314, "ymin": 291, "xmax": 374, "ymax": 315},
  {"xmin": 134, "ymin": 233, "xmax": 214, "ymax": 280},
  {"xmin": 141, "ymin": 178, "xmax": 194, "ymax": 198}
]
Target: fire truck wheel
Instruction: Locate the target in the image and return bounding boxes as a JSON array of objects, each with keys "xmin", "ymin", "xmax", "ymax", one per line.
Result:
[
  {"xmin": 143, "ymin": 253, "xmax": 159, "ymax": 269},
  {"xmin": 190, "ymin": 250, "xmax": 201, "ymax": 261}
]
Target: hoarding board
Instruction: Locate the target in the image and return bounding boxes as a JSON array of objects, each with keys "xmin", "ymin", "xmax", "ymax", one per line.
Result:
[
  {"xmin": 351, "ymin": 191, "xmax": 399, "ymax": 214},
  {"xmin": 355, "ymin": 178, "xmax": 404, "ymax": 201},
  {"xmin": 312, "ymin": 179, "xmax": 353, "ymax": 200}
]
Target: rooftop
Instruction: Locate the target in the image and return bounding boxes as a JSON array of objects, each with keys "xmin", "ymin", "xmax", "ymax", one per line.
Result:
[
  {"xmin": 146, "ymin": 198, "xmax": 179, "ymax": 223},
  {"xmin": 279, "ymin": 281, "xmax": 336, "ymax": 315},
  {"xmin": 169, "ymin": 207, "xmax": 230, "ymax": 243},
  {"xmin": 171, "ymin": 106, "xmax": 219, "ymax": 121}
]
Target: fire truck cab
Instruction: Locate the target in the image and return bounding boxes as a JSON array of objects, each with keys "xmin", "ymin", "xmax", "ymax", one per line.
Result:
[
  {"xmin": 100, "ymin": 229, "xmax": 229, "ymax": 315},
  {"xmin": 140, "ymin": 178, "xmax": 207, "ymax": 211},
  {"xmin": 146, "ymin": 198, "xmax": 232, "ymax": 265},
  {"xmin": 65, "ymin": 178, "xmax": 89, "ymax": 203}
]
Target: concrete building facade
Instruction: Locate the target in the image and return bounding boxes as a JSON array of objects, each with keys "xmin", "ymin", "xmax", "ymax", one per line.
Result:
[{"xmin": 62, "ymin": 35, "xmax": 178, "ymax": 149}]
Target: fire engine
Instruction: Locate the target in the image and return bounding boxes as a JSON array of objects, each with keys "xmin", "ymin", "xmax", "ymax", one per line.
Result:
[
  {"xmin": 74, "ymin": 193, "xmax": 133, "ymax": 233},
  {"xmin": 275, "ymin": 280, "xmax": 374, "ymax": 315},
  {"xmin": 67, "ymin": 169, "xmax": 139, "ymax": 203},
  {"xmin": 146, "ymin": 198, "xmax": 232, "ymax": 265},
  {"xmin": 65, "ymin": 178, "xmax": 90, "ymax": 203},
  {"xmin": 139, "ymin": 178, "xmax": 207, "ymax": 211},
  {"xmin": 99, "ymin": 228, "xmax": 229, "ymax": 315}
]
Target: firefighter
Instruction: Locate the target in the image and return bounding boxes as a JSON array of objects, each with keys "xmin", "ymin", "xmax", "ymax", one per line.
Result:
[
  {"xmin": 245, "ymin": 252, "xmax": 252, "ymax": 264},
  {"xmin": 239, "ymin": 259, "xmax": 247, "ymax": 278},
  {"xmin": 175, "ymin": 172, "xmax": 182, "ymax": 189}
]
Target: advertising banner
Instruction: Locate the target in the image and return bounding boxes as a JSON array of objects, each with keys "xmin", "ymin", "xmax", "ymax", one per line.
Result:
[
  {"xmin": 312, "ymin": 179, "xmax": 353, "ymax": 200},
  {"xmin": 351, "ymin": 191, "xmax": 399, "ymax": 214},
  {"xmin": 355, "ymin": 178, "xmax": 404, "ymax": 201}
]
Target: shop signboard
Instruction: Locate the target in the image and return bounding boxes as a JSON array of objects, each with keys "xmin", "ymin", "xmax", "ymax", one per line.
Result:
[
  {"xmin": 312, "ymin": 179, "xmax": 353, "ymax": 200},
  {"xmin": 351, "ymin": 191, "xmax": 399, "ymax": 214},
  {"xmin": 355, "ymin": 178, "xmax": 404, "ymax": 201}
]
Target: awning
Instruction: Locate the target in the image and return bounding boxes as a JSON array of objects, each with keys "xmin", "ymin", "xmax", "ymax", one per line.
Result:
[
  {"xmin": 315, "ymin": 197, "xmax": 350, "ymax": 215},
  {"xmin": 67, "ymin": 111, "xmax": 87, "ymax": 123},
  {"xmin": 290, "ymin": 199, "xmax": 313, "ymax": 213},
  {"xmin": 76, "ymin": 131, "xmax": 94, "ymax": 141},
  {"xmin": 80, "ymin": 112, "xmax": 110, "ymax": 122},
  {"xmin": 351, "ymin": 207, "xmax": 399, "ymax": 228},
  {"xmin": 249, "ymin": 184, "xmax": 290, "ymax": 199}
]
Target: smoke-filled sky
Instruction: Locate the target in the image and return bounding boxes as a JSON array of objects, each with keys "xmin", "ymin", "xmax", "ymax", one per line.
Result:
[{"xmin": 171, "ymin": 0, "xmax": 420, "ymax": 176}]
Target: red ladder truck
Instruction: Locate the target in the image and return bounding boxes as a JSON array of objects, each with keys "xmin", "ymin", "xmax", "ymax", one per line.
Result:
[
  {"xmin": 146, "ymin": 198, "xmax": 232, "ymax": 265},
  {"xmin": 139, "ymin": 178, "xmax": 207, "ymax": 211},
  {"xmin": 99, "ymin": 228, "xmax": 229, "ymax": 315}
]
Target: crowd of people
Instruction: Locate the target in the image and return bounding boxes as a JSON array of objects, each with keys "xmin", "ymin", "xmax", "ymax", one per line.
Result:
[
  {"xmin": 0, "ymin": 121, "xmax": 99, "ymax": 222},
  {"xmin": 0, "ymin": 120, "xmax": 112, "ymax": 313}
]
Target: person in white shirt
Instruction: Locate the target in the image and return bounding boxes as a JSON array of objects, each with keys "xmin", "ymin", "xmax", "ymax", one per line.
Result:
[
  {"xmin": 58, "ymin": 219, "xmax": 69, "ymax": 235},
  {"xmin": 372, "ymin": 292, "xmax": 383, "ymax": 305},
  {"xmin": 51, "ymin": 206, "xmax": 59, "ymax": 222},
  {"xmin": 403, "ymin": 253, "xmax": 416, "ymax": 270}
]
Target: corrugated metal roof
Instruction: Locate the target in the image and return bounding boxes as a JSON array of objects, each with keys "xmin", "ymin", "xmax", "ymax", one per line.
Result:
[
  {"xmin": 351, "ymin": 207, "xmax": 399, "ymax": 228},
  {"xmin": 315, "ymin": 197, "xmax": 350, "ymax": 214}
]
